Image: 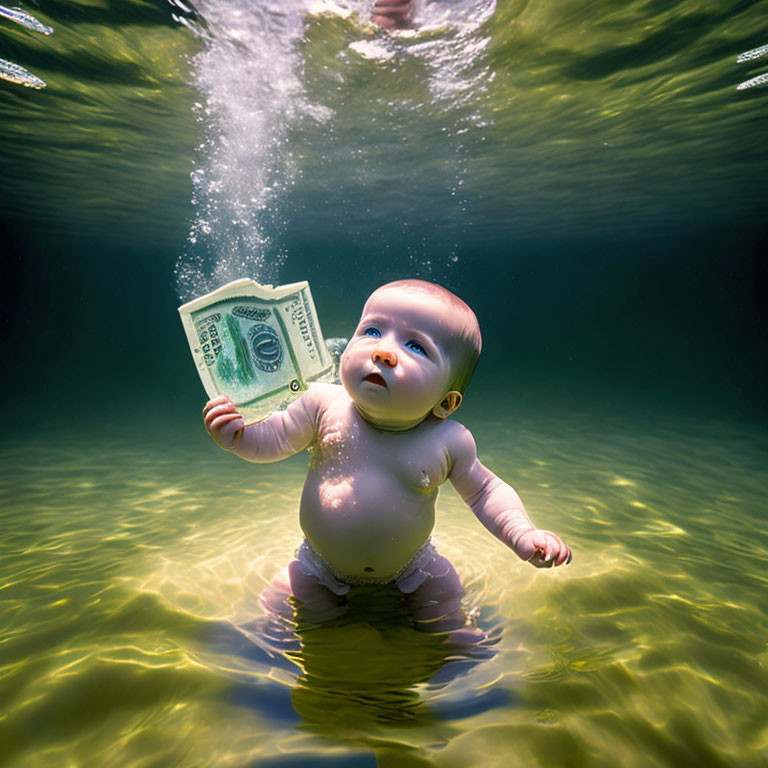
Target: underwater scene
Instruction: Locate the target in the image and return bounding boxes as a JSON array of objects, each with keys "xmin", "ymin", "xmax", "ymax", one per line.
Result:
[{"xmin": 1, "ymin": 1, "xmax": 767, "ymax": 766}]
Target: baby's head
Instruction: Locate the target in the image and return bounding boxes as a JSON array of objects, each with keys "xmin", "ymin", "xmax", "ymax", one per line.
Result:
[
  {"xmin": 371, "ymin": 280, "xmax": 482, "ymax": 393},
  {"xmin": 340, "ymin": 280, "xmax": 482, "ymax": 430}
]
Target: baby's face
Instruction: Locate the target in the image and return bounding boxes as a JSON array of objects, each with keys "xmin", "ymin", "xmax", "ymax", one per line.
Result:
[{"xmin": 340, "ymin": 287, "xmax": 458, "ymax": 430}]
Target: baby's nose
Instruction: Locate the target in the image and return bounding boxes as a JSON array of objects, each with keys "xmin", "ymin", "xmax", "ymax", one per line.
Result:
[{"xmin": 372, "ymin": 347, "xmax": 398, "ymax": 367}]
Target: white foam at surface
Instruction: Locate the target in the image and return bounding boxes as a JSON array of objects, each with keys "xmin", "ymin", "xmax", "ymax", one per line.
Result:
[{"xmin": 173, "ymin": 0, "xmax": 497, "ymax": 299}]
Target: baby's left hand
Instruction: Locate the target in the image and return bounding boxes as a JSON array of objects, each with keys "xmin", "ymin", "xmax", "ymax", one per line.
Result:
[{"xmin": 516, "ymin": 529, "xmax": 572, "ymax": 568}]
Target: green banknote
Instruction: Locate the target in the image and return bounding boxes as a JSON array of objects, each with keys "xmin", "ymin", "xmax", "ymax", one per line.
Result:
[{"xmin": 179, "ymin": 279, "xmax": 334, "ymax": 423}]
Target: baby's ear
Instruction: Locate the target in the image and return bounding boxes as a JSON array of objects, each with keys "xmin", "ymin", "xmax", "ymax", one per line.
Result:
[{"xmin": 432, "ymin": 391, "xmax": 463, "ymax": 419}]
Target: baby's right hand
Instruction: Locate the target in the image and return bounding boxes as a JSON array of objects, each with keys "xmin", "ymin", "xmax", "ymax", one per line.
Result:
[{"xmin": 203, "ymin": 395, "xmax": 245, "ymax": 450}]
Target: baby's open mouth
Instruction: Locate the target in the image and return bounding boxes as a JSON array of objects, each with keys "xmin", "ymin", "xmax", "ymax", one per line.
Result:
[{"xmin": 363, "ymin": 373, "xmax": 387, "ymax": 388}]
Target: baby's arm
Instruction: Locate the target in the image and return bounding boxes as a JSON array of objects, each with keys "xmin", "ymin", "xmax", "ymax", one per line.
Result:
[
  {"xmin": 447, "ymin": 425, "xmax": 572, "ymax": 568},
  {"xmin": 203, "ymin": 386, "xmax": 325, "ymax": 463}
]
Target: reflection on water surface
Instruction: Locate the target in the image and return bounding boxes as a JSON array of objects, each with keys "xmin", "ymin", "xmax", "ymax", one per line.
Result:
[{"xmin": 1, "ymin": 0, "xmax": 766, "ymax": 247}]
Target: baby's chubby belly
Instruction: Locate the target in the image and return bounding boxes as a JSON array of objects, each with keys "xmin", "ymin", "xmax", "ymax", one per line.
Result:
[{"xmin": 299, "ymin": 468, "xmax": 436, "ymax": 579}]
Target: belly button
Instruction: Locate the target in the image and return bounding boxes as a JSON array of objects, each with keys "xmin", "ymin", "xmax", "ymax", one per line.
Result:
[{"xmin": 364, "ymin": 566, "xmax": 374, "ymax": 573}]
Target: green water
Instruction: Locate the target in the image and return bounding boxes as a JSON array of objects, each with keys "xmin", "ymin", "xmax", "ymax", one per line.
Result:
[{"xmin": 2, "ymin": 0, "xmax": 767, "ymax": 765}]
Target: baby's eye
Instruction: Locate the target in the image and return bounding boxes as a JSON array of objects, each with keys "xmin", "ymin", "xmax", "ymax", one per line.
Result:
[
  {"xmin": 363, "ymin": 327, "xmax": 381, "ymax": 338},
  {"xmin": 405, "ymin": 340, "xmax": 428, "ymax": 357}
]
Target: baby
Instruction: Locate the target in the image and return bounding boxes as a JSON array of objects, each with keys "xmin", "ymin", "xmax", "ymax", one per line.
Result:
[{"xmin": 203, "ymin": 280, "xmax": 571, "ymax": 628}]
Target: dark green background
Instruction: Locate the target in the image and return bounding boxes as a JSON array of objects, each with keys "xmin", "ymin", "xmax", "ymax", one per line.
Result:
[{"xmin": 1, "ymin": 0, "xmax": 767, "ymax": 432}]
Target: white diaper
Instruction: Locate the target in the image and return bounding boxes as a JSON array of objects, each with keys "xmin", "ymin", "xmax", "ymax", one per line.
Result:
[{"xmin": 294, "ymin": 538, "xmax": 439, "ymax": 596}]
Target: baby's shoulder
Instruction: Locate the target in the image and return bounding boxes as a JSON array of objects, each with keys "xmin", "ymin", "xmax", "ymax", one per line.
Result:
[
  {"xmin": 303, "ymin": 382, "xmax": 349, "ymax": 414},
  {"xmin": 429, "ymin": 417, "xmax": 477, "ymax": 457},
  {"xmin": 306, "ymin": 381, "xmax": 345, "ymax": 400}
]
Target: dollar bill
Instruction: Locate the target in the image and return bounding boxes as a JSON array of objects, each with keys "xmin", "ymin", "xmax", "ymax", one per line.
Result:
[{"xmin": 179, "ymin": 279, "xmax": 334, "ymax": 423}]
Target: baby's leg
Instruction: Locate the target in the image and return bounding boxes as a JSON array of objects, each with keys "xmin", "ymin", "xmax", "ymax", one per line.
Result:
[
  {"xmin": 261, "ymin": 560, "xmax": 348, "ymax": 623},
  {"xmin": 288, "ymin": 559, "xmax": 349, "ymax": 622},
  {"xmin": 402, "ymin": 553, "xmax": 491, "ymax": 651},
  {"xmin": 401, "ymin": 552, "xmax": 468, "ymax": 633}
]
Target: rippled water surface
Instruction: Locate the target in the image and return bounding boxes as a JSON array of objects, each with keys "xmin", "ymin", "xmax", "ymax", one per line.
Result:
[{"xmin": 2, "ymin": 0, "xmax": 767, "ymax": 248}]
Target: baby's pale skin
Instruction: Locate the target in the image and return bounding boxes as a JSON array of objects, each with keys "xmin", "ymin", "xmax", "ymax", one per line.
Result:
[{"xmin": 203, "ymin": 286, "xmax": 572, "ymax": 588}]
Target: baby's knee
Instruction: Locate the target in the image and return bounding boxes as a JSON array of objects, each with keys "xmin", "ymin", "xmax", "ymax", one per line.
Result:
[
  {"xmin": 288, "ymin": 560, "xmax": 346, "ymax": 605},
  {"xmin": 403, "ymin": 563, "xmax": 466, "ymax": 624},
  {"xmin": 414, "ymin": 554, "xmax": 465, "ymax": 598}
]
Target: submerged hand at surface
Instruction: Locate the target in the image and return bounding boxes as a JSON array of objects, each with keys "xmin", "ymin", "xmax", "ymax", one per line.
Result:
[{"xmin": 372, "ymin": 0, "xmax": 417, "ymax": 29}]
